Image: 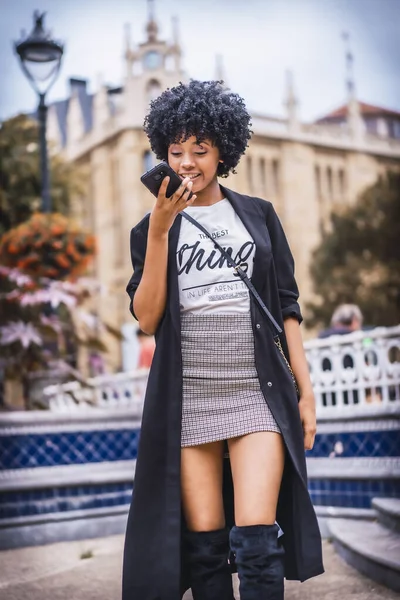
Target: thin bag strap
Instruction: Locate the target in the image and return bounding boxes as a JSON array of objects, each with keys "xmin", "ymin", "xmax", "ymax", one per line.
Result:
[{"xmin": 181, "ymin": 211, "xmax": 282, "ymax": 335}]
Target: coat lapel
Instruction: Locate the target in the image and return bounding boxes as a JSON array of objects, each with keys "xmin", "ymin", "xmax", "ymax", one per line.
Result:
[{"xmin": 167, "ymin": 214, "xmax": 183, "ymax": 335}]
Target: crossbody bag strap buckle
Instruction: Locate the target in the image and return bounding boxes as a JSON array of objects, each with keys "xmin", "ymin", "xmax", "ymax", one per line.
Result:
[{"xmin": 233, "ymin": 264, "xmax": 247, "ymax": 276}]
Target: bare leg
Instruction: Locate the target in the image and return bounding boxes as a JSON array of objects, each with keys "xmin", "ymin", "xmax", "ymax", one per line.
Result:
[
  {"xmin": 227, "ymin": 431, "xmax": 285, "ymax": 525},
  {"xmin": 181, "ymin": 440, "xmax": 225, "ymax": 531},
  {"xmin": 181, "ymin": 440, "xmax": 234, "ymax": 599},
  {"xmin": 228, "ymin": 431, "xmax": 286, "ymax": 600}
]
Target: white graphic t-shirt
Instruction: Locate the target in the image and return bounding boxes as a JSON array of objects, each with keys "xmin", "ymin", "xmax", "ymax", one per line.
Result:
[{"xmin": 177, "ymin": 199, "xmax": 256, "ymax": 314}]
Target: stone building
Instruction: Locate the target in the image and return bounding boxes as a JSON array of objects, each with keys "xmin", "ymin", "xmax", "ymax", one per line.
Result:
[{"xmin": 47, "ymin": 9, "xmax": 400, "ymax": 370}]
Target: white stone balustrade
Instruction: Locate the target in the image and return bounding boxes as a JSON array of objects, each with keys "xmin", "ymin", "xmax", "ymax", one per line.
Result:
[
  {"xmin": 43, "ymin": 369, "xmax": 149, "ymax": 413},
  {"xmin": 43, "ymin": 326, "xmax": 400, "ymax": 415},
  {"xmin": 304, "ymin": 325, "xmax": 400, "ymax": 419}
]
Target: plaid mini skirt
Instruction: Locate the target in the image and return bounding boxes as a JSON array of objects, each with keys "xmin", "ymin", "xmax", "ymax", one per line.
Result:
[{"xmin": 181, "ymin": 312, "xmax": 281, "ymax": 447}]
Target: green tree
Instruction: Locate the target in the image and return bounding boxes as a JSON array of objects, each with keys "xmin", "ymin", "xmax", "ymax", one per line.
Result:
[
  {"xmin": 0, "ymin": 113, "xmax": 85, "ymax": 236},
  {"xmin": 305, "ymin": 172, "xmax": 400, "ymax": 329}
]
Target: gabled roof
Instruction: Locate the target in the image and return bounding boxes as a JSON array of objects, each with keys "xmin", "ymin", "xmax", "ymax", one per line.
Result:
[
  {"xmin": 52, "ymin": 98, "xmax": 69, "ymax": 146},
  {"xmin": 317, "ymin": 101, "xmax": 400, "ymax": 122},
  {"xmin": 70, "ymin": 78, "xmax": 93, "ymax": 132},
  {"xmin": 50, "ymin": 79, "xmax": 94, "ymax": 147}
]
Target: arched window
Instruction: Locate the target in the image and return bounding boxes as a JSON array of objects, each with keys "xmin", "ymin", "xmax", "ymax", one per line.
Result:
[
  {"xmin": 327, "ymin": 166, "xmax": 333, "ymax": 198},
  {"xmin": 259, "ymin": 157, "xmax": 266, "ymax": 195},
  {"xmin": 272, "ymin": 159, "xmax": 280, "ymax": 196},
  {"xmin": 315, "ymin": 165, "xmax": 325, "ymax": 235},
  {"xmin": 315, "ymin": 165, "xmax": 321, "ymax": 197},
  {"xmin": 146, "ymin": 78, "xmax": 161, "ymax": 104},
  {"xmin": 247, "ymin": 156, "xmax": 253, "ymax": 194},
  {"xmin": 338, "ymin": 168, "xmax": 346, "ymax": 196}
]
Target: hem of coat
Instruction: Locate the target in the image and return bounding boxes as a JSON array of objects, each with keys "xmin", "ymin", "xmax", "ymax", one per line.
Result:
[
  {"xmin": 287, "ymin": 562, "xmax": 325, "ymax": 582},
  {"xmin": 127, "ymin": 292, "xmax": 138, "ymax": 321}
]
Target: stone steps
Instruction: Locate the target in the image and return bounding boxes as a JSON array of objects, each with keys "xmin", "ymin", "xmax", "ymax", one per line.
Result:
[
  {"xmin": 372, "ymin": 497, "xmax": 400, "ymax": 534},
  {"xmin": 328, "ymin": 504, "xmax": 400, "ymax": 593}
]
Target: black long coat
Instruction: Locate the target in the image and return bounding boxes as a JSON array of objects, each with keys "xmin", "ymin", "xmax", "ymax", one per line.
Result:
[{"xmin": 122, "ymin": 186, "xmax": 324, "ymax": 600}]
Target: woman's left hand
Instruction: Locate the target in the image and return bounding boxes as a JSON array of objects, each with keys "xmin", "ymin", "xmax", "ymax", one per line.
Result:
[
  {"xmin": 282, "ymin": 318, "xmax": 317, "ymax": 450},
  {"xmin": 298, "ymin": 393, "xmax": 317, "ymax": 451}
]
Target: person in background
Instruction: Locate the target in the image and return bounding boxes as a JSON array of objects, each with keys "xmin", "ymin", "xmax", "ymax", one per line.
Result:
[
  {"xmin": 318, "ymin": 304, "xmax": 381, "ymax": 406},
  {"xmin": 136, "ymin": 328, "xmax": 155, "ymax": 369},
  {"xmin": 318, "ymin": 304, "xmax": 363, "ymax": 339}
]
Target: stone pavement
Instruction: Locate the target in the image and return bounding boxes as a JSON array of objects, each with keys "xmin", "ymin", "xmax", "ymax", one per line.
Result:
[{"xmin": 0, "ymin": 535, "xmax": 397, "ymax": 600}]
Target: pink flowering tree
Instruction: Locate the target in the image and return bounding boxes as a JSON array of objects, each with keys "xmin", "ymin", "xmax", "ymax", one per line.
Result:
[{"xmin": 0, "ymin": 266, "xmax": 121, "ymax": 409}]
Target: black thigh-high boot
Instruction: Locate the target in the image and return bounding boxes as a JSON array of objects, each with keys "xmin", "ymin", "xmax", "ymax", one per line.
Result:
[
  {"xmin": 184, "ymin": 527, "xmax": 235, "ymax": 600},
  {"xmin": 229, "ymin": 523, "xmax": 285, "ymax": 600}
]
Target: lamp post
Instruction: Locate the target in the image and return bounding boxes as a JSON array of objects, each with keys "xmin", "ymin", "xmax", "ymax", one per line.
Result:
[{"xmin": 14, "ymin": 11, "xmax": 64, "ymax": 213}]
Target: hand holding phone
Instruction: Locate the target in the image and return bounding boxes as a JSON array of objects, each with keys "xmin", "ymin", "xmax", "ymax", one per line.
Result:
[
  {"xmin": 140, "ymin": 162, "xmax": 194, "ymax": 200},
  {"xmin": 140, "ymin": 162, "xmax": 196, "ymax": 235}
]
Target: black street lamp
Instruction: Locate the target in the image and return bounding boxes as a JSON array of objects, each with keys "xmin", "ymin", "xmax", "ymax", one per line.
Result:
[{"xmin": 14, "ymin": 11, "xmax": 64, "ymax": 213}]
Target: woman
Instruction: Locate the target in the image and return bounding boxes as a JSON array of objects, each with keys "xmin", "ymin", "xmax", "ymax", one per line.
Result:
[{"xmin": 123, "ymin": 80, "xmax": 324, "ymax": 600}]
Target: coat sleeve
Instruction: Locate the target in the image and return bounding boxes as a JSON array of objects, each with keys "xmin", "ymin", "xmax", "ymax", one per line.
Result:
[
  {"xmin": 265, "ymin": 202, "xmax": 303, "ymax": 324},
  {"xmin": 126, "ymin": 219, "xmax": 149, "ymax": 320}
]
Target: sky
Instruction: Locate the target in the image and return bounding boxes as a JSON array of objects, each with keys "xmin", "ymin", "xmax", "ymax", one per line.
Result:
[{"xmin": 0, "ymin": 0, "xmax": 399, "ymax": 122}]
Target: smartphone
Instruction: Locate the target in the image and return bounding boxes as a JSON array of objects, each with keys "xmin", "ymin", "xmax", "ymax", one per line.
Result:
[{"xmin": 140, "ymin": 161, "xmax": 193, "ymax": 200}]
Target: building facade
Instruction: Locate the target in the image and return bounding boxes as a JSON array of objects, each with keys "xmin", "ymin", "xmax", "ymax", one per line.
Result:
[{"xmin": 47, "ymin": 11, "xmax": 400, "ymax": 371}]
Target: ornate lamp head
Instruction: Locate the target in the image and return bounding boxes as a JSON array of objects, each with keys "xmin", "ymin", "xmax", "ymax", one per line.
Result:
[{"xmin": 14, "ymin": 11, "xmax": 64, "ymax": 95}]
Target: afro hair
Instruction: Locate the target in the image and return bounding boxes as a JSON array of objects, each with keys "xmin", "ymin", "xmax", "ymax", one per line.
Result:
[{"xmin": 143, "ymin": 80, "xmax": 252, "ymax": 178}]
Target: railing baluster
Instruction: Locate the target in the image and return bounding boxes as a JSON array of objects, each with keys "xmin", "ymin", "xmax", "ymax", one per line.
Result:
[{"xmin": 43, "ymin": 328, "xmax": 400, "ymax": 417}]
